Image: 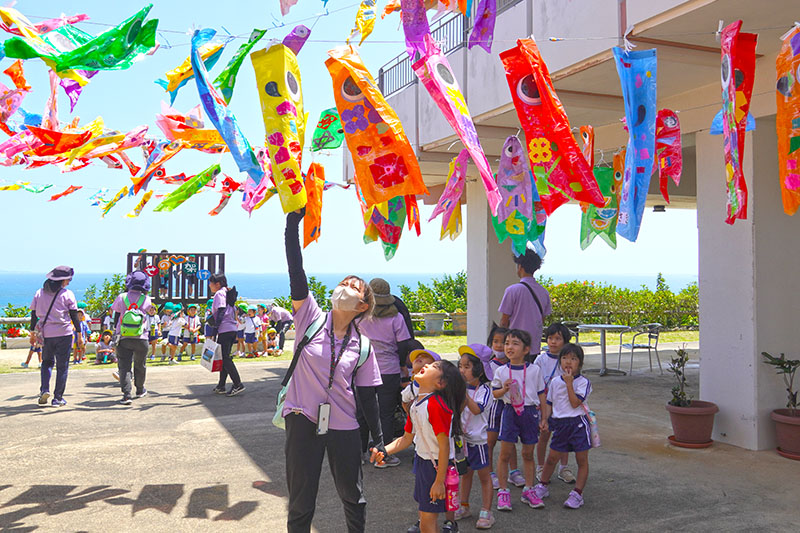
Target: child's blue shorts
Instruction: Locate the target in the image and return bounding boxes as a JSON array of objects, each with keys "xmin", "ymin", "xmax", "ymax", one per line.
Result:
[
  {"xmin": 148, "ymin": 334, "xmax": 159, "ymax": 342},
  {"xmin": 499, "ymin": 403, "xmax": 540, "ymax": 445},
  {"xmin": 487, "ymin": 397, "xmax": 503, "ymax": 433},
  {"xmin": 181, "ymin": 336, "xmax": 198, "ymax": 345},
  {"xmin": 413, "ymin": 455, "xmax": 446, "ymax": 513},
  {"xmin": 466, "ymin": 442, "xmax": 489, "ymax": 470},
  {"xmin": 168, "ymin": 335, "xmax": 180, "ymax": 346},
  {"xmin": 236, "ymin": 330, "xmax": 244, "ymax": 339},
  {"xmin": 244, "ymin": 332, "xmax": 257, "ymax": 344},
  {"xmin": 549, "ymin": 415, "xmax": 591, "ymax": 453}
]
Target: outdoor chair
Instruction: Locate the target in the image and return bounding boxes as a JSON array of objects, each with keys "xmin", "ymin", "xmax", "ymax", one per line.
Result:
[
  {"xmin": 563, "ymin": 320, "xmax": 599, "ymax": 347},
  {"xmin": 617, "ymin": 323, "xmax": 663, "ymax": 375}
]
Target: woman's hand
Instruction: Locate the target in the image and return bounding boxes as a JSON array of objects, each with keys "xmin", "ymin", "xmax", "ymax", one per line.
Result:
[
  {"xmin": 430, "ymin": 480, "xmax": 446, "ymax": 502},
  {"xmin": 369, "ymin": 447, "xmax": 385, "ymax": 466},
  {"xmin": 286, "ymin": 207, "xmax": 306, "ymax": 225}
]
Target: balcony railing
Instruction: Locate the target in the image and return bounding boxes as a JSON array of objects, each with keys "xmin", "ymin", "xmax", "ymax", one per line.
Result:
[{"xmin": 377, "ymin": 0, "xmax": 525, "ymax": 97}]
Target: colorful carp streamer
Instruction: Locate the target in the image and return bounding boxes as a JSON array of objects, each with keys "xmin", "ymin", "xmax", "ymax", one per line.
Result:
[
  {"xmin": 191, "ymin": 29, "xmax": 264, "ymax": 185},
  {"xmin": 326, "ymin": 45, "xmax": 428, "ymax": 207},
  {"xmin": 720, "ymin": 20, "xmax": 757, "ymax": 224},
  {"xmin": 491, "ymin": 136, "xmax": 546, "ymax": 256},
  {"xmin": 131, "ymin": 139, "xmax": 187, "ymax": 194},
  {"xmin": 348, "ymin": 0, "xmax": 377, "ymax": 46},
  {"xmin": 579, "ymin": 125, "xmax": 594, "ymax": 168},
  {"xmin": 4, "ymin": 5, "xmax": 158, "ymax": 75},
  {"xmin": 102, "ymin": 186, "xmax": 129, "ymax": 218},
  {"xmin": 280, "ymin": 0, "xmax": 299, "ymax": 17},
  {"xmin": 156, "ymin": 40, "xmax": 226, "ymax": 104},
  {"xmin": 88, "ymin": 188, "xmax": 110, "ymax": 206},
  {"xmin": 580, "ymin": 167, "xmax": 622, "ymax": 250},
  {"xmin": 360, "ymin": 193, "xmax": 408, "ymax": 260},
  {"xmin": 428, "ymin": 150, "xmax": 468, "ymax": 240},
  {"xmin": 304, "ymin": 163, "xmax": 326, "ymax": 248},
  {"xmin": 412, "ymin": 35, "xmax": 501, "ymax": 214},
  {"xmin": 250, "ymin": 43, "xmax": 307, "ymax": 213},
  {"xmin": 501, "ymin": 38, "xmax": 604, "ymax": 215},
  {"xmin": 655, "ymin": 109, "xmax": 682, "ymax": 203},
  {"xmin": 613, "ymin": 47, "xmax": 657, "ymax": 242},
  {"xmin": 153, "ymin": 164, "xmax": 221, "ymax": 212},
  {"xmin": 400, "ymin": 0, "xmax": 430, "ymax": 61},
  {"xmin": 282, "ymin": 25, "xmax": 311, "ymax": 55},
  {"xmin": 155, "ymin": 102, "xmax": 227, "ymax": 154},
  {"xmin": 468, "ymin": 0, "xmax": 496, "ymax": 53},
  {"xmin": 48, "ymin": 185, "xmax": 83, "ymax": 201},
  {"xmin": 22, "ymin": 183, "xmax": 53, "ymax": 194},
  {"xmin": 310, "ymin": 108, "xmax": 344, "ymax": 151},
  {"xmin": 0, "ymin": 8, "xmax": 88, "ymax": 38},
  {"xmin": 0, "ymin": 181, "xmax": 26, "ymax": 191},
  {"xmin": 213, "ymin": 29, "xmax": 267, "ymax": 104},
  {"xmin": 209, "ymin": 175, "xmax": 241, "ymax": 216},
  {"xmin": 126, "ymin": 190, "xmax": 153, "ymax": 217},
  {"xmin": 776, "ymin": 25, "xmax": 800, "ymax": 215},
  {"xmin": 241, "ymin": 147, "xmax": 273, "ymax": 214}
]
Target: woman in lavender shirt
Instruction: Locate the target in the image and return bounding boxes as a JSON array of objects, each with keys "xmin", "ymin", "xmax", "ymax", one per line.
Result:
[
  {"xmin": 282, "ymin": 210, "xmax": 385, "ymax": 533},
  {"xmin": 207, "ymin": 272, "xmax": 245, "ymax": 396},
  {"xmin": 30, "ymin": 266, "xmax": 83, "ymax": 407}
]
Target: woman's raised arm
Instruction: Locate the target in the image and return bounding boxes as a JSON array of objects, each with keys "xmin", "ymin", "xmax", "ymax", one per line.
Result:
[{"xmin": 285, "ymin": 209, "xmax": 308, "ymax": 313}]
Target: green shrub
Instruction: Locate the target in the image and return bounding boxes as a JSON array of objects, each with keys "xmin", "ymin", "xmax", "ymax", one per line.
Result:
[
  {"xmin": 399, "ymin": 272, "xmax": 466, "ymax": 314},
  {"xmin": 83, "ymin": 274, "xmax": 126, "ymax": 317},
  {"xmin": 274, "ymin": 276, "xmax": 331, "ymax": 312}
]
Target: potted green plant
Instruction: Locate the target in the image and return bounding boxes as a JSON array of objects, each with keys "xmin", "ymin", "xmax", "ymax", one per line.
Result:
[
  {"xmin": 762, "ymin": 352, "xmax": 800, "ymax": 460},
  {"xmin": 423, "ymin": 310, "xmax": 448, "ymax": 334},
  {"xmin": 449, "ymin": 308, "xmax": 467, "ymax": 334},
  {"xmin": 665, "ymin": 345, "xmax": 718, "ymax": 448}
]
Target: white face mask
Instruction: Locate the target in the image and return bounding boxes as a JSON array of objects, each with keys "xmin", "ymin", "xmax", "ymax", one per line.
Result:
[
  {"xmin": 331, "ymin": 285, "xmax": 363, "ymax": 311},
  {"xmin": 493, "ymin": 349, "xmax": 506, "ymax": 359}
]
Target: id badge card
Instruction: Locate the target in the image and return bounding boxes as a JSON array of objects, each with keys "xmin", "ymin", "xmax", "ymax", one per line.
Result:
[{"xmin": 317, "ymin": 403, "xmax": 331, "ymax": 435}]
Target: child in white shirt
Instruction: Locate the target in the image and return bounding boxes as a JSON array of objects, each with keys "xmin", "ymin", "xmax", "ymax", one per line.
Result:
[
  {"xmin": 167, "ymin": 307, "xmax": 186, "ymax": 365},
  {"xmin": 243, "ymin": 306, "xmax": 262, "ymax": 357}
]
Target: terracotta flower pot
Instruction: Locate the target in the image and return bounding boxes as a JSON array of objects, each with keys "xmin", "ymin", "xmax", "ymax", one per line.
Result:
[
  {"xmin": 771, "ymin": 409, "xmax": 800, "ymax": 458},
  {"xmin": 665, "ymin": 400, "xmax": 719, "ymax": 444}
]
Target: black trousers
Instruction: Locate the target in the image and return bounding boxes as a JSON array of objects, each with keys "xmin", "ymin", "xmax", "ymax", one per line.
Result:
[
  {"xmin": 216, "ymin": 331, "xmax": 241, "ymax": 388},
  {"xmin": 359, "ymin": 373, "xmax": 401, "ymax": 452},
  {"xmin": 285, "ymin": 413, "xmax": 366, "ymax": 533},
  {"xmin": 276, "ymin": 320, "xmax": 293, "ymax": 350},
  {"xmin": 116, "ymin": 338, "xmax": 148, "ymax": 397}
]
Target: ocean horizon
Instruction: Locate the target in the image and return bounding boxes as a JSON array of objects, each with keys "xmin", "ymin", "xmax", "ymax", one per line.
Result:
[{"xmin": 0, "ymin": 271, "xmax": 697, "ymax": 309}]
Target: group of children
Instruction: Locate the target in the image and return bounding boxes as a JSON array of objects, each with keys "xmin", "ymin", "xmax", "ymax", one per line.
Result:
[
  {"xmin": 235, "ymin": 303, "xmax": 280, "ymax": 358},
  {"xmin": 22, "ymin": 304, "xmax": 94, "ymax": 368},
  {"xmin": 373, "ymin": 322, "xmax": 594, "ymax": 533}
]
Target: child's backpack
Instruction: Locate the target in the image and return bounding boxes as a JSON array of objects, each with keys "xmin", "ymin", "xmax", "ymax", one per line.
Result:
[{"xmin": 121, "ymin": 294, "xmax": 147, "ymax": 337}]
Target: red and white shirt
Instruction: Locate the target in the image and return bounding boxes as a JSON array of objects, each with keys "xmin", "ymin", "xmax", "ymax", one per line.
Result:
[{"xmin": 404, "ymin": 393, "xmax": 453, "ymax": 462}]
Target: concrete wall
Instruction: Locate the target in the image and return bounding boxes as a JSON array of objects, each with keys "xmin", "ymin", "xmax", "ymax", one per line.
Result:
[{"xmin": 697, "ymin": 116, "xmax": 796, "ymax": 450}]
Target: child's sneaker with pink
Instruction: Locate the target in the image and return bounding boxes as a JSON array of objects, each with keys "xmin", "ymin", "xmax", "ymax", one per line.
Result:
[
  {"xmin": 496, "ymin": 489, "xmax": 512, "ymax": 511},
  {"xmin": 490, "ymin": 472, "xmax": 499, "ymax": 490},
  {"xmin": 521, "ymin": 487, "xmax": 545, "ymax": 509},
  {"xmin": 453, "ymin": 504, "xmax": 471, "ymax": 520},
  {"xmin": 532, "ymin": 483, "xmax": 550, "ymax": 500},
  {"xmin": 508, "ymin": 469, "xmax": 526, "ymax": 487},
  {"xmin": 564, "ymin": 490, "xmax": 584, "ymax": 509},
  {"xmin": 476, "ymin": 510, "xmax": 496, "ymax": 529}
]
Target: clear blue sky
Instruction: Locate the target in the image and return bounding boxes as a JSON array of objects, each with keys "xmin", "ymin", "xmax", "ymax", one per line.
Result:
[{"xmin": 0, "ymin": 1, "xmax": 698, "ymax": 278}]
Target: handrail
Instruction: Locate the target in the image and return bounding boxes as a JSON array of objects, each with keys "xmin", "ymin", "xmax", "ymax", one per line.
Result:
[{"xmin": 0, "ymin": 317, "xmax": 30, "ymax": 325}]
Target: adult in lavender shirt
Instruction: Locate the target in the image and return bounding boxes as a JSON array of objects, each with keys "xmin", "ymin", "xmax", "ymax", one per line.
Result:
[
  {"xmin": 30, "ymin": 266, "xmax": 83, "ymax": 407},
  {"xmin": 110, "ymin": 271, "xmax": 154, "ymax": 405},
  {"xmin": 207, "ymin": 272, "xmax": 244, "ymax": 396},
  {"xmin": 282, "ymin": 209, "xmax": 385, "ymax": 533},
  {"xmin": 498, "ymin": 249, "xmax": 552, "ymax": 361},
  {"xmin": 268, "ymin": 303, "xmax": 293, "ymax": 351},
  {"xmin": 355, "ymin": 277, "xmax": 412, "ymax": 468}
]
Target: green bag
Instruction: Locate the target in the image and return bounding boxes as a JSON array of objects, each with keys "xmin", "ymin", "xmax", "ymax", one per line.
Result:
[{"xmin": 120, "ymin": 294, "xmax": 147, "ymax": 337}]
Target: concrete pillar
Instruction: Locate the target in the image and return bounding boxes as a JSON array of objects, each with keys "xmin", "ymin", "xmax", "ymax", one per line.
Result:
[
  {"xmin": 466, "ymin": 180, "xmax": 518, "ymax": 344},
  {"xmin": 696, "ymin": 115, "xmax": 798, "ymax": 450}
]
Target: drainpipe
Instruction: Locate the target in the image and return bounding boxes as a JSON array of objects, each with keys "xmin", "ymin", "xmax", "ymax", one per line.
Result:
[{"xmin": 618, "ymin": 0, "xmax": 627, "ymax": 47}]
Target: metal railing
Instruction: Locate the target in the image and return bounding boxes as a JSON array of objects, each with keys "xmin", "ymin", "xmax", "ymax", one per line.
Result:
[{"xmin": 377, "ymin": 0, "xmax": 525, "ymax": 97}]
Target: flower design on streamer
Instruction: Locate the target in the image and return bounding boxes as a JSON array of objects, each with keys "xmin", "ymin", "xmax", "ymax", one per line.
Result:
[
  {"xmin": 446, "ymin": 87, "xmax": 469, "ymax": 116},
  {"xmin": 341, "ymin": 105, "xmax": 369, "ymax": 134},
  {"xmin": 363, "ymin": 100, "xmax": 382, "ymax": 124},
  {"xmin": 369, "ymin": 153, "xmax": 408, "ymax": 188},
  {"xmin": 268, "ymin": 132, "xmax": 285, "ymax": 147},
  {"xmin": 528, "ymin": 137, "xmax": 553, "ymax": 163}
]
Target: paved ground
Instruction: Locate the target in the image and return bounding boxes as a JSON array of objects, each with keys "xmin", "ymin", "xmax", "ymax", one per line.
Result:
[{"xmin": 0, "ymin": 344, "xmax": 798, "ymax": 532}]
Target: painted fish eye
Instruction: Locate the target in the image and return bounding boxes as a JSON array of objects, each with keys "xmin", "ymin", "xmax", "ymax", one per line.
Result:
[
  {"xmin": 295, "ymin": 26, "xmax": 309, "ymax": 38},
  {"xmin": 435, "ymin": 62, "xmax": 456, "ymax": 86},
  {"xmin": 286, "ymin": 71, "xmax": 301, "ymax": 102},
  {"xmin": 504, "ymin": 143, "xmax": 515, "ymax": 156},
  {"xmin": 126, "ymin": 19, "xmax": 142, "ymax": 45},
  {"xmin": 581, "ymin": 131, "xmax": 590, "ymax": 142},
  {"xmin": 721, "ymin": 56, "xmax": 732, "ymax": 89},
  {"xmin": 777, "ymin": 75, "xmax": 793, "ymax": 97},
  {"xmin": 517, "ymin": 74, "xmax": 541, "ymax": 106},
  {"xmin": 342, "ymin": 76, "xmax": 364, "ymax": 102}
]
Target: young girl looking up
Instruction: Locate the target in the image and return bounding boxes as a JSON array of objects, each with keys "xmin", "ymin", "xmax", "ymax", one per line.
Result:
[
  {"xmin": 491, "ymin": 329, "xmax": 547, "ymax": 512},
  {"xmin": 485, "ymin": 324, "xmax": 518, "ymax": 491},
  {"xmin": 146, "ymin": 306, "xmax": 161, "ymax": 360},
  {"xmin": 534, "ymin": 343, "xmax": 592, "ymax": 509},
  {"xmin": 533, "ymin": 323, "xmax": 574, "ymax": 483},
  {"xmin": 372, "ymin": 360, "xmax": 466, "ymax": 533},
  {"xmin": 455, "ymin": 344, "xmax": 496, "ymax": 530}
]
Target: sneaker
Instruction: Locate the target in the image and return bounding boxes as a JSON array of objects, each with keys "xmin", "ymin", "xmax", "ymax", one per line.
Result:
[
  {"xmin": 564, "ymin": 490, "xmax": 584, "ymax": 509},
  {"xmin": 558, "ymin": 466, "xmax": 576, "ymax": 484},
  {"xmin": 496, "ymin": 489, "xmax": 512, "ymax": 511},
  {"xmin": 20, "ymin": 362, "xmax": 28, "ymax": 368},
  {"xmin": 135, "ymin": 389, "xmax": 148, "ymax": 399},
  {"xmin": 490, "ymin": 471, "xmax": 499, "ymax": 490},
  {"xmin": 441, "ymin": 520, "xmax": 458, "ymax": 532},
  {"xmin": 190, "ymin": 355, "xmax": 195, "ymax": 361},
  {"xmin": 119, "ymin": 396, "xmax": 132, "ymax": 405},
  {"xmin": 532, "ymin": 483, "xmax": 550, "ymax": 500},
  {"xmin": 374, "ymin": 455, "xmax": 401, "ymax": 468},
  {"xmin": 177, "ymin": 355, "xmax": 182, "ymax": 362},
  {"xmin": 112, "ymin": 371, "xmax": 120, "ymax": 381},
  {"xmin": 521, "ymin": 487, "xmax": 545, "ymax": 509},
  {"xmin": 168, "ymin": 359, "xmax": 178, "ymax": 365},
  {"xmin": 51, "ymin": 398, "xmax": 67, "ymax": 407},
  {"xmin": 454, "ymin": 504, "xmax": 471, "ymax": 520},
  {"xmin": 38, "ymin": 392, "xmax": 50, "ymax": 406},
  {"xmin": 476, "ymin": 510, "xmax": 496, "ymax": 529},
  {"xmin": 407, "ymin": 521, "xmax": 421, "ymax": 533},
  {"xmin": 227, "ymin": 384, "xmax": 245, "ymax": 396},
  {"xmin": 212, "ymin": 386, "xmax": 226, "ymax": 395},
  {"xmin": 536, "ymin": 465, "xmax": 544, "ymax": 482},
  {"xmin": 160, "ymin": 356, "xmax": 166, "ymax": 362},
  {"xmin": 508, "ymin": 469, "xmax": 526, "ymax": 487}
]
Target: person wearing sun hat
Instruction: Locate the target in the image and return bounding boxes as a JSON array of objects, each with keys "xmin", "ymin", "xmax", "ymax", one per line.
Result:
[
  {"xmin": 356, "ymin": 278, "xmax": 413, "ymax": 468},
  {"xmin": 110, "ymin": 270, "xmax": 154, "ymax": 404},
  {"xmin": 30, "ymin": 266, "xmax": 82, "ymax": 407},
  {"xmin": 458, "ymin": 343, "xmax": 496, "ymax": 382},
  {"xmin": 400, "ymin": 344, "xmax": 442, "ymax": 409}
]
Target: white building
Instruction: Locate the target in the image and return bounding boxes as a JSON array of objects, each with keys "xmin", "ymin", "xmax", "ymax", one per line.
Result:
[{"xmin": 343, "ymin": 0, "xmax": 799, "ymax": 451}]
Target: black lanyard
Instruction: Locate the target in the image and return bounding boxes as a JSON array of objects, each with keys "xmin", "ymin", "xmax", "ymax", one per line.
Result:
[{"xmin": 327, "ymin": 326, "xmax": 351, "ymax": 390}]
